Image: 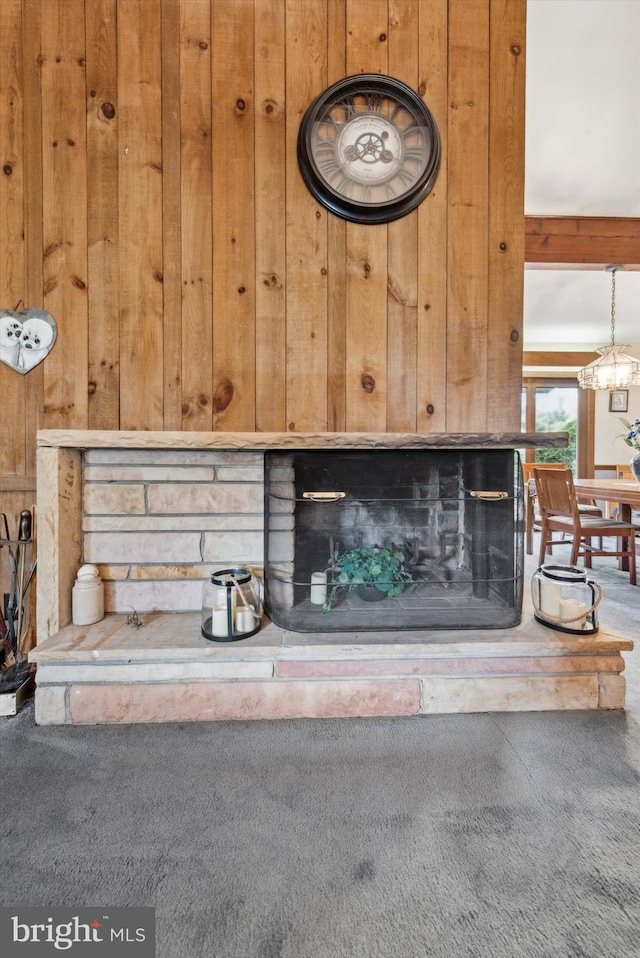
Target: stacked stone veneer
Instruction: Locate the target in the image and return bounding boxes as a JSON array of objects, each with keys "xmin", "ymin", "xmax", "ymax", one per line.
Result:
[{"xmin": 82, "ymin": 448, "xmax": 269, "ymax": 613}]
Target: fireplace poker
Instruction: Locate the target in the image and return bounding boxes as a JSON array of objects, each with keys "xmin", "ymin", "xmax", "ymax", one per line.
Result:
[
  {"xmin": 20, "ymin": 557, "xmax": 37, "ymax": 603},
  {"xmin": 0, "ymin": 601, "xmax": 14, "ymax": 671},
  {"xmin": 15, "ymin": 510, "xmax": 32, "ymax": 650},
  {"xmin": 1, "ymin": 512, "xmax": 18, "ymax": 652},
  {"xmin": 20, "ymin": 503, "xmax": 38, "ymax": 660}
]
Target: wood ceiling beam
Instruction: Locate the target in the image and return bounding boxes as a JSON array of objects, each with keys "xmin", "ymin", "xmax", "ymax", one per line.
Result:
[
  {"xmin": 523, "ymin": 351, "xmax": 598, "ymax": 367},
  {"xmin": 525, "ymin": 216, "xmax": 640, "ymax": 270}
]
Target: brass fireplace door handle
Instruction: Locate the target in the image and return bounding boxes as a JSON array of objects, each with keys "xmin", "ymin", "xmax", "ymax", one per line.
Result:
[
  {"xmin": 469, "ymin": 491, "xmax": 509, "ymax": 501},
  {"xmin": 302, "ymin": 492, "xmax": 347, "ymax": 502}
]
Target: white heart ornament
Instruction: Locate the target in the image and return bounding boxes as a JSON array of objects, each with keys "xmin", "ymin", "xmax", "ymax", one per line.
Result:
[{"xmin": 0, "ymin": 307, "xmax": 57, "ymax": 375}]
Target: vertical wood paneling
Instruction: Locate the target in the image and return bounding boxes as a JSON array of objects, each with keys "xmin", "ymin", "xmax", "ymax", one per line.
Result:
[
  {"xmin": 345, "ymin": 0, "xmax": 388, "ymax": 432},
  {"xmin": 180, "ymin": 0, "xmax": 213, "ymax": 431},
  {"xmin": 40, "ymin": 0, "xmax": 89, "ymax": 429},
  {"xmin": 416, "ymin": 0, "xmax": 448, "ymax": 433},
  {"xmin": 117, "ymin": 0, "xmax": 163, "ymax": 430},
  {"xmin": 86, "ymin": 0, "xmax": 119, "ymax": 430},
  {"xmin": 326, "ymin": 0, "xmax": 347, "ymax": 430},
  {"xmin": 345, "ymin": 0, "xmax": 389, "ymax": 75},
  {"xmin": 161, "ymin": 0, "xmax": 183, "ymax": 430},
  {"xmin": 0, "ymin": 0, "xmax": 23, "ymax": 284},
  {"xmin": 0, "ymin": 0, "xmax": 526, "ymax": 481},
  {"xmin": 21, "ymin": 0, "xmax": 44, "ymax": 476},
  {"xmin": 255, "ymin": 0, "xmax": 286, "ymax": 432},
  {"xmin": 387, "ymin": 0, "xmax": 419, "ymax": 432},
  {"xmin": 487, "ymin": 0, "xmax": 525, "ymax": 431},
  {"xmin": 0, "ymin": 0, "xmax": 26, "ymax": 475},
  {"xmin": 285, "ymin": 0, "xmax": 328, "ymax": 431},
  {"xmin": 212, "ymin": 0, "xmax": 256, "ymax": 429},
  {"xmin": 446, "ymin": 0, "xmax": 490, "ymax": 431}
]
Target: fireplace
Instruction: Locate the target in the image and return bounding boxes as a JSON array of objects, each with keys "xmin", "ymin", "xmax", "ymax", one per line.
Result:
[
  {"xmin": 29, "ymin": 430, "xmax": 631, "ymax": 725},
  {"xmin": 265, "ymin": 449, "xmax": 523, "ymax": 632}
]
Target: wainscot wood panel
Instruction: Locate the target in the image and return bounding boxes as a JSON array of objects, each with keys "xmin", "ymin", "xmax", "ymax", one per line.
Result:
[
  {"xmin": 416, "ymin": 0, "xmax": 448, "ymax": 434},
  {"xmin": 487, "ymin": 0, "xmax": 526, "ymax": 431},
  {"xmin": 179, "ymin": 0, "xmax": 213, "ymax": 432},
  {"xmin": 386, "ymin": 0, "xmax": 419, "ymax": 433},
  {"xmin": 446, "ymin": 0, "xmax": 490, "ymax": 432},
  {"xmin": 87, "ymin": 0, "xmax": 119, "ymax": 432},
  {"xmin": 1, "ymin": 0, "xmax": 27, "ymax": 476},
  {"xmin": 212, "ymin": 0, "xmax": 256, "ymax": 431},
  {"xmin": 326, "ymin": 0, "xmax": 348, "ymax": 431},
  {"xmin": 118, "ymin": 0, "xmax": 164, "ymax": 431},
  {"xmin": 160, "ymin": 0, "xmax": 183, "ymax": 431},
  {"xmin": 0, "ymin": 0, "xmax": 526, "ymax": 482},
  {"xmin": 255, "ymin": 0, "xmax": 286, "ymax": 432},
  {"xmin": 41, "ymin": 0, "xmax": 89, "ymax": 429},
  {"xmin": 345, "ymin": 0, "xmax": 389, "ymax": 433},
  {"xmin": 284, "ymin": 0, "xmax": 328, "ymax": 432}
]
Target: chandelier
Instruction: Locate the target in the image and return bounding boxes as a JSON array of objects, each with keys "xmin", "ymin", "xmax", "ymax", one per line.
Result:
[{"xmin": 578, "ymin": 266, "xmax": 640, "ymax": 389}]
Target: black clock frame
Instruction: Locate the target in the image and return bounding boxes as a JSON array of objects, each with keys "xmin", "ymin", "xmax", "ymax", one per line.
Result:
[{"xmin": 297, "ymin": 74, "xmax": 441, "ymax": 225}]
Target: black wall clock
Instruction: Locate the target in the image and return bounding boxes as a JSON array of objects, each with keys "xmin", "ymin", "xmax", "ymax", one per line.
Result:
[{"xmin": 297, "ymin": 74, "xmax": 441, "ymax": 225}]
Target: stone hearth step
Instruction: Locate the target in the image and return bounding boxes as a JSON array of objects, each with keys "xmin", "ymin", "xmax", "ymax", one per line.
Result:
[{"xmin": 29, "ymin": 605, "xmax": 632, "ymax": 725}]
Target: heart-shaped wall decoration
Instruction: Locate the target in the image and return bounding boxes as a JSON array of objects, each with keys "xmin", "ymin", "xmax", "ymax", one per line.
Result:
[{"xmin": 0, "ymin": 307, "xmax": 57, "ymax": 375}]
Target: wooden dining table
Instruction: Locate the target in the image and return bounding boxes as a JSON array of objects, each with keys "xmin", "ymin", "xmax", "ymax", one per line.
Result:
[
  {"xmin": 571, "ymin": 478, "xmax": 640, "ymax": 574},
  {"xmin": 572, "ymin": 478, "xmax": 640, "ymax": 522}
]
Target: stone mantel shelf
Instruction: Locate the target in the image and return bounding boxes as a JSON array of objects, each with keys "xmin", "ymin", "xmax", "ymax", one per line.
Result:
[{"xmin": 37, "ymin": 429, "xmax": 568, "ymax": 450}]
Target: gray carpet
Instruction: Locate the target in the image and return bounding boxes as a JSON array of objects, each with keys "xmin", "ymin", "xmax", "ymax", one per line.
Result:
[{"xmin": 1, "ymin": 541, "xmax": 639, "ymax": 958}]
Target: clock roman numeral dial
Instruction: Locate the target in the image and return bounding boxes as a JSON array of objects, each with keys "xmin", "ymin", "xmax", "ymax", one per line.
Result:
[
  {"xmin": 400, "ymin": 122, "xmax": 420, "ymax": 138},
  {"xmin": 364, "ymin": 91, "xmax": 383, "ymax": 113},
  {"xmin": 314, "ymin": 137, "xmax": 336, "ymax": 157},
  {"xmin": 342, "ymin": 95, "xmax": 358, "ymax": 117},
  {"xmin": 405, "ymin": 145, "xmax": 426, "ymax": 161},
  {"xmin": 399, "ymin": 166, "xmax": 416, "ymax": 185}
]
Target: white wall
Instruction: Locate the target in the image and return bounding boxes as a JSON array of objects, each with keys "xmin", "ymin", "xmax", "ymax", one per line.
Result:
[
  {"xmin": 526, "ymin": 0, "xmax": 640, "ymax": 218},
  {"xmin": 593, "ymin": 367, "xmax": 640, "ymax": 465},
  {"xmin": 524, "ymin": 1, "xmax": 640, "ymax": 351}
]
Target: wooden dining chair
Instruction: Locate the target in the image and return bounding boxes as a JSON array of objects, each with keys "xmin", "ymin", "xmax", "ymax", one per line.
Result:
[
  {"xmin": 616, "ymin": 463, "xmax": 634, "ymax": 480},
  {"xmin": 522, "ymin": 462, "xmax": 602, "ymax": 554},
  {"xmin": 534, "ymin": 466, "xmax": 637, "ymax": 585},
  {"xmin": 522, "ymin": 463, "xmax": 564, "ymax": 554},
  {"xmin": 522, "ymin": 462, "xmax": 566, "ymax": 482}
]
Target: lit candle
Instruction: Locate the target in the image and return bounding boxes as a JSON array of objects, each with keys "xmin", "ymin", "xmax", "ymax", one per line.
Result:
[
  {"xmin": 211, "ymin": 605, "xmax": 232, "ymax": 637},
  {"xmin": 539, "ymin": 579, "xmax": 561, "ymax": 618},
  {"xmin": 310, "ymin": 571, "xmax": 328, "ymax": 605},
  {"xmin": 559, "ymin": 598, "xmax": 587, "ymax": 629}
]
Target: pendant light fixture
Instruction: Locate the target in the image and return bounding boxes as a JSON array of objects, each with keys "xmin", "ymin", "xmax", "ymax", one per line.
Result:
[{"xmin": 578, "ymin": 265, "xmax": 640, "ymax": 389}]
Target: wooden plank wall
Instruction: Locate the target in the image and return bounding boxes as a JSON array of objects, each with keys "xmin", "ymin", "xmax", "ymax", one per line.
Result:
[{"xmin": 0, "ymin": 0, "xmax": 526, "ymax": 486}]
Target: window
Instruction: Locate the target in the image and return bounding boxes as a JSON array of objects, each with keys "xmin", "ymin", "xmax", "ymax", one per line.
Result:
[{"xmin": 522, "ymin": 376, "xmax": 594, "ymax": 476}]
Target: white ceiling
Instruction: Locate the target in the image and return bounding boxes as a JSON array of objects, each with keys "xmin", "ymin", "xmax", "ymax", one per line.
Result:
[{"xmin": 524, "ymin": 0, "xmax": 640, "ymax": 350}]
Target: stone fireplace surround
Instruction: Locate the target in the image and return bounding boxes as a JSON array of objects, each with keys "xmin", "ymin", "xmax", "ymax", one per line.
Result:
[{"xmin": 30, "ymin": 430, "xmax": 632, "ymax": 725}]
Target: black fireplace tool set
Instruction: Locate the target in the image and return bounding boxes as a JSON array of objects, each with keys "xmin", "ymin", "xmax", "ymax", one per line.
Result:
[{"xmin": 1, "ymin": 506, "xmax": 37, "ymax": 706}]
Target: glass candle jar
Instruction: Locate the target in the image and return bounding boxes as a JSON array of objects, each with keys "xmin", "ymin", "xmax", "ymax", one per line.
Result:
[
  {"xmin": 201, "ymin": 568, "xmax": 262, "ymax": 642},
  {"xmin": 531, "ymin": 564, "xmax": 602, "ymax": 635}
]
